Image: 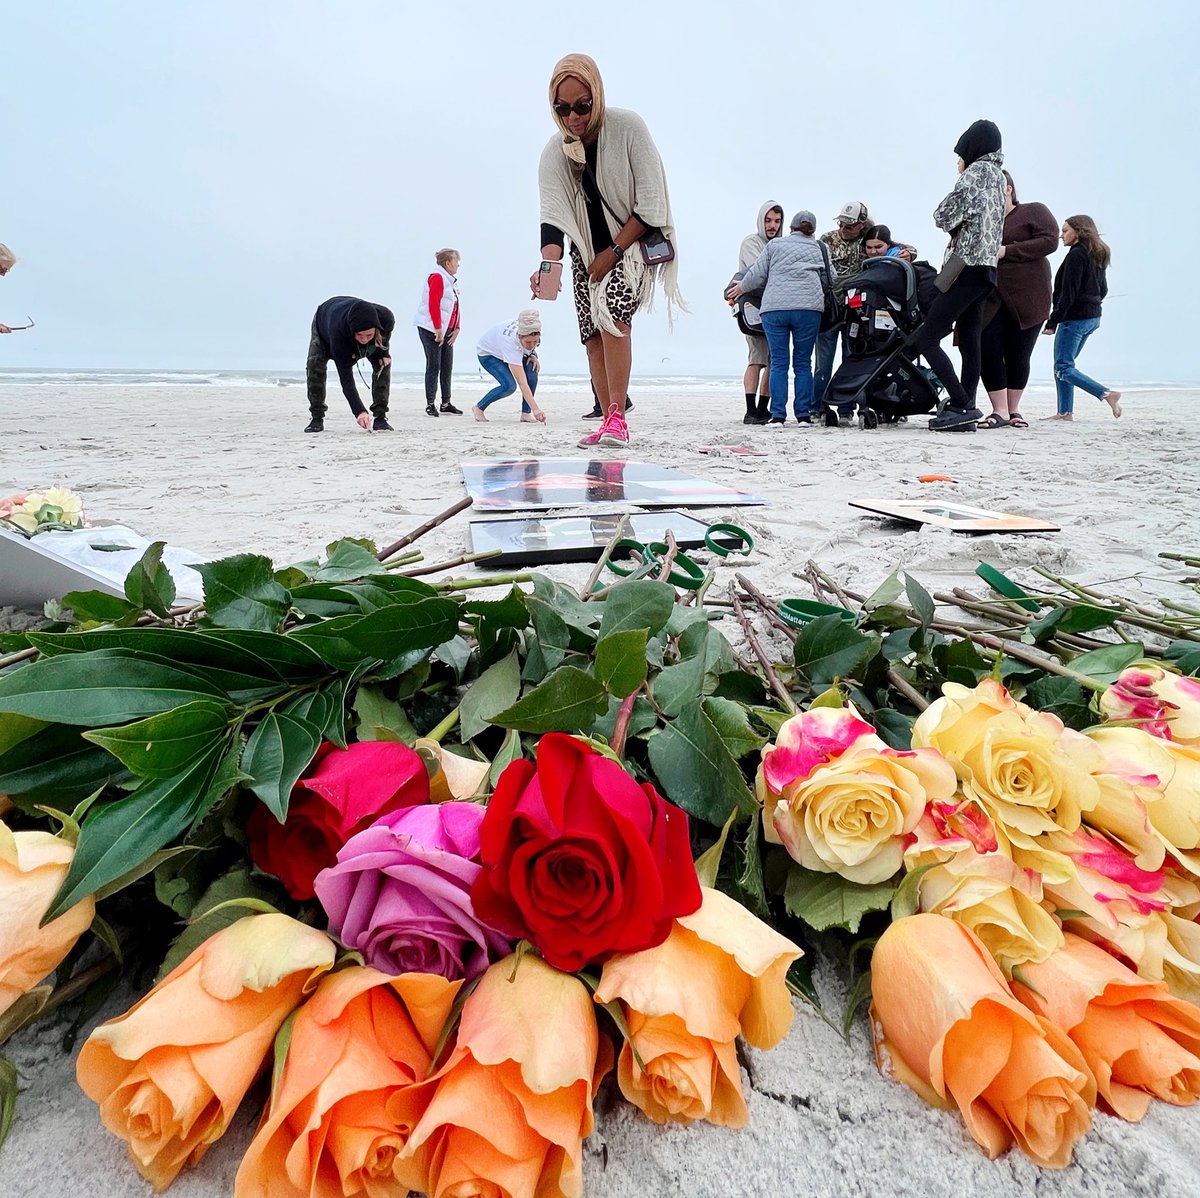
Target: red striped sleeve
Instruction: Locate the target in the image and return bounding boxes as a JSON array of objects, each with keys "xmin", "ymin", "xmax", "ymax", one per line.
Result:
[{"xmin": 427, "ymin": 274, "xmax": 444, "ymax": 329}]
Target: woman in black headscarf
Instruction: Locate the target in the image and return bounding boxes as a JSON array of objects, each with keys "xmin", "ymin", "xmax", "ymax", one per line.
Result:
[{"xmin": 911, "ymin": 120, "xmax": 1007, "ymax": 432}]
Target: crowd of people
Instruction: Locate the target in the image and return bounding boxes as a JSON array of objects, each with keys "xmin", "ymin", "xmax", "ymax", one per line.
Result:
[{"xmin": 728, "ymin": 119, "xmax": 1120, "ymax": 432}]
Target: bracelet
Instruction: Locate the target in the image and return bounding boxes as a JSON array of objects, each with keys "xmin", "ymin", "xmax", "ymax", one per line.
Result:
[
  {"xmin": 704, "ymin": 523, "xmax": 754, "ymax": 557},
  {"xmin": 606, "ymin": 538, "xmax": 657, "ymax": 577},
  {"xmin": 644, "ymin": 543, "xmax": 706, "ymax": 591}
]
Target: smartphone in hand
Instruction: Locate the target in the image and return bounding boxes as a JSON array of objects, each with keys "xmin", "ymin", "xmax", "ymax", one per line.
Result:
[{"xmin": 531, "ymin": 259, "xmax": 563, "ymax": 300}]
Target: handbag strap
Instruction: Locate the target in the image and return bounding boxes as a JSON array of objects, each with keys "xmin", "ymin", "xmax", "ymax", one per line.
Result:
[{"xmin": 581, "ymin": 161, "xmax": 626, "ymax": 230}]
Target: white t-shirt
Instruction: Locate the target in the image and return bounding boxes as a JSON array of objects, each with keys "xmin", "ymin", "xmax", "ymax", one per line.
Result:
[{"xmin": 476, "ymin": 320, "xmax": 531, "ymax": 365}]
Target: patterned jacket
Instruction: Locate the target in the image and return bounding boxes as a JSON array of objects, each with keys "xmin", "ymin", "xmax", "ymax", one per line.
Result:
[
  {"xmin": 819, "ymin": 229, "xmax": 867, "ymax": 295},
  {"xmin": 932, "ymin": 151, "xmax": 1006, "ymax": 268}
]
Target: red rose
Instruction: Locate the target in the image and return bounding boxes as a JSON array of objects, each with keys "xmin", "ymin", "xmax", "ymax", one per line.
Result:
[
  {"xmin": 247, "ymin": 741, "xmax": 429, "ymax": 899},
  {"xmin": 471, "ymin": 733, "xmax": 701, "ymax": 971}
]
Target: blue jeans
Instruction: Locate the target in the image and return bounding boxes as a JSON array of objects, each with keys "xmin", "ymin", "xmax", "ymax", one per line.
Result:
[
  {"xmin": 1053, "ymin": 318, "xmax": 1105, "ymax": 415},
  {"xmin": 477, "ymin": 354, "xmax": 537, "ymax": 412},
  {"xmin": 761, "ymin": 309, "xmax": 822, "ymax": 421},
  {"xmin": 814, "ymin": 327, "xmax": 840, "ymax": 408}
]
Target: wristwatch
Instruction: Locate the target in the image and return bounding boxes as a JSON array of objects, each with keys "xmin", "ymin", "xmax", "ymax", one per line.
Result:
[{"xmin": 611, "ymin": 243, "xmax": 626, "ymax": 261}]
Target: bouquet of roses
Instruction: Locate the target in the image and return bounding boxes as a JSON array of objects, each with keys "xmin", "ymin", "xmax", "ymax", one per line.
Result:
[{"xmin": 0, "ymin": 486, "xmax": 86, "ymax": 537}]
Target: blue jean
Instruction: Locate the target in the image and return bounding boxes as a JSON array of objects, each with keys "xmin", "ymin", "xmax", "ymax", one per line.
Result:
[
  {"xmin": 1053, "ymin": 318, "xmax": 1105, "ymax": 415},
  {"xmin": 477, "ymin": 354, "xmax": 537, "ymax": 412},
  {"xmin": 814, "ymin": 327, "xmax": 839, "ymax": 407},
  {"xmin": 761, "ymin": 309, "xmax": 822, "ymax": 420}
]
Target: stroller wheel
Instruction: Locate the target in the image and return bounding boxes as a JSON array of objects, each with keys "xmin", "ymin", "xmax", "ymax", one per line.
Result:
[
  {"xmin": 859, "ymin": 409, "xmax": 879, "ymax": 430},
  {"xmin": 823, "ymin": 409, "xmax": 840, "ymax": 428}
]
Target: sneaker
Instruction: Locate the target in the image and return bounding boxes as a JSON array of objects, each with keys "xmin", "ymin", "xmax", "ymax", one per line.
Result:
[
  {"xmin": 578, "ymin": 421, "xmax": 607, "ymax": 448},
  {"xmin": 766, "ymin": 418, "xmax": 787, "ymax": 428},
  {"xmin": 425, "ymin": 404, "xmax": 439, "ymax": 417},
  {"xmin": 372, "ymin": 417, "xmax": 394, "ymax": 431},
  {"xmin": 440, "ymin": 401, "xmax": 463, "ymax": 415},
  {"xmin": 304, "ymin": 417, "xmax": 324, "ymax": 433},
  {"xmin": 928, "ymin": 405, "xmax": 982, "ymax": 432},
  {"xmin": 795, "ymin": 417, "xmax": 812, "ymax": 427},
  {"xmin": 598, "ymin": 413, "xmax": 629, "ymax": 446},
  {"xmin": 582, "ymin": 404, "xmax": 604, "ymax": 420}
]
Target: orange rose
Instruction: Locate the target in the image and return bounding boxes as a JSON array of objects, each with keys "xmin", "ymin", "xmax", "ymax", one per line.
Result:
[
  {"xmin": 77, "ymin": 914, "xmax": 335, "ymax": 1192},
  {"xmin": 0, "ymin": 823, "xmax": 95, "ymax": 1021},
  {"xmin": 1011, "ymin": 932, "xmax": 1200, "ymax": 1121},
  {"xmin": 396, "ymin": 953, "xmax": 608, "ymax": 1198},
  {"xmin": 594, "ymin": 887, "xmax": 802, "ymax": 1127},
  {"xmin": 235, "ymin": 966, "xmax": 461, "ymax": 1198},
  {"xmin": 871, "ymin": 913, "xmax": 1095, "ymax": 1169}
]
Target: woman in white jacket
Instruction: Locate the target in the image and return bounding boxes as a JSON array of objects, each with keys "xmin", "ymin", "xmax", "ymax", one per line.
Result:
[{"xmin": 412, "ymin": 248, "xmax": 462, "ymax": 417}]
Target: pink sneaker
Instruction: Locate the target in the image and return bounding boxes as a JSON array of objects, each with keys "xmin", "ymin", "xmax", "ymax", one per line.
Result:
[
  {"xmin": 598, "ymin": 413, "xmax": 629, "ymax": 446},
  {"xmin": 578, "ymin": 418, "xmax": 608, "ymax": 448}
]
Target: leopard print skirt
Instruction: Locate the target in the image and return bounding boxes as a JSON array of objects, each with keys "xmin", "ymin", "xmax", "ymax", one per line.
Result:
[{"xmin": 570, "ymin": 246, "xmax": 640, "ymax": 343}]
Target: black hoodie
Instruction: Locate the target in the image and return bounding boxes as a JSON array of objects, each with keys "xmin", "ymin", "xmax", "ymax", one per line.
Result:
[
  {"xmin": 954, "ymin": 120, "xmax": 1002, "ymax": 168},
  {"xmin": 312, "ymin": 295, "xmax": 396, "ymax": 414}
]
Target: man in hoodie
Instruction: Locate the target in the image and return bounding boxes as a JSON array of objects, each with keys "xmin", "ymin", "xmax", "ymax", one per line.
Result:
[
  {"xmin": 733, "ymin": 202, "xmax": 783, "ymax": 424},
  {"xmin": 304, "ymin": 295, "xmax": 396, "ymax": 433}
]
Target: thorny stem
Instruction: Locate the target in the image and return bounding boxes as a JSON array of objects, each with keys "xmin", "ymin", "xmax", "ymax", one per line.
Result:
[
  {"xmin": 609, "ymin": 688, "xmax": 640, "ymax": 757},
  {"xmin": 885, "ymin": 667, "xmax": 931, "ymax": 711},
  {"xmin": 401, "ymin": 549, "xmax": 502, "ymax": 577},
  {"xmin": 376, "ymin": 497, "xmax": 474, "ymax": 562},
  {"xmin": 434, "ymin": 573, "xmax": 532, "ymax": 592},
  {"xmin": 582, "ymin": 515, "xmax": 631, "ymax": 599},
  {"xmin": 729, "ymin": 585, "xmax": 798, "ymax": 713}
]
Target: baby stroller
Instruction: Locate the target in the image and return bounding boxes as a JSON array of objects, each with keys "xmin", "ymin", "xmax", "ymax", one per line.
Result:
[{"xmin": 822, "ymin": 257, "xmax": 942, "ymax": 429}]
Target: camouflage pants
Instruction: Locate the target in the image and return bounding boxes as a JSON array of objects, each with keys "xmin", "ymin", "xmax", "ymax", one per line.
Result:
[{"xmin": 305, "ymin": 320, "xmax": 391, "ymax": 418}]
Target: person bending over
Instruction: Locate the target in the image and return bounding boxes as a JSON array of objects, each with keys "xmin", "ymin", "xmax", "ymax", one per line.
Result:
[
  {"xmin": 473, "ymin": 309, "xmax": 546, "ymax": 423},
  {"xmin": 305, "ymin": 296, "xmax": 394, "ymax": 433}
]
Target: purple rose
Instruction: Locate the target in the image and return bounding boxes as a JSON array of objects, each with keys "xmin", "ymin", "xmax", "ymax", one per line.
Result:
[{"xmin": 313, "ymin": 801, "xmax": 513, "ymax": 981}]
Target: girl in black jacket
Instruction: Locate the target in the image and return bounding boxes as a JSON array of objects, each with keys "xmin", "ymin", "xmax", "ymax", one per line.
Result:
[{"xmin": 1042, "ymin": 215, "xmax": 1120, "ymax": 420}]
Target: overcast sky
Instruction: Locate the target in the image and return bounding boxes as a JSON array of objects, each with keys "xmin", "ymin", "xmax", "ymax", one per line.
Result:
[{"xmin": 3, "ymin": 0, "xmax": 1196, "ymax": 382}]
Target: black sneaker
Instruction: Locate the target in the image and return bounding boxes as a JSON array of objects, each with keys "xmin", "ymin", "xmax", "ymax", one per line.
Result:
[
  {"xmin": 440, "ymin": 401, "xmax": 463, "ymax": 415},
  {"xmin": 425, "ymin": 404, "xmax": 440, "ymax": 418},
  {"xmin": 742, "ymin": 411, "xmax": 758, "ymax": 425},
  {"xmin": 373, "ymin": 417, "xmax": 394, "ymax": 431},
  {"xmin": 795, "ymin": 417, "xmax": 812, "ymax": 427},
  {"xmin": 582, "ymin": 404, "xmax": 604, "ymax": 420},
  {"xmin": 304, "ymin": 417, "xmax": 324, "ymax": 433},
  {"xmin": 929, "ymin": 405, "xmax": 982, "ymax": 432}
]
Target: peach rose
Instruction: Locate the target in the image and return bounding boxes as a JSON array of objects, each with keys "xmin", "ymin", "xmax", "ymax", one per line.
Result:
[
  {"xmin": 594, "ymin": 887, "xmax": 802, "ymax": 1126},
  {"xmin": 235, "ymin": 964, "xmax": 460, "ymax": 1198},
  {"xmin": 908, "ymin": 848, "xmax": 1064, "ymax": 971},
  {"xmin": 760, "ymin": 705, "xmax": 957, "ymax": 884},
  {"xmin": 78, "ymin": 914, "xmax": 335, "ymax": 1192},
  {"xmin": 1101, "ymin": 666, "xmax": 1200, "ymax": 746},
  {"xmin": 0, "ymin": 822, "xmax": 95, "ymax": 1020},
  {"xmin": 1012, "ymin": 933, "xmax": 1200, "ymax": 1121},
  {"xmin": 871, "ymin": 913, "xmax": 1095, "ymax": 1169},
  {"xmin": 1066, "ymin": 908, "xmax": 1200, "ymax": 1004},
  {"xmin": 1089, "ymin": 727, "xmax": 1200, "ymax": 878},
  {"xmin": 911, "ymin": 680, "xmax": 1101, "ymax": 846},
  {"xmin": 396, "ymin": 954, "xmax": 608, "ymax": 1198}
]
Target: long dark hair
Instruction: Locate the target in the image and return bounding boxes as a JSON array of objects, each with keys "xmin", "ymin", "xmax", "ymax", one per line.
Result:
[
  {"xmin": 1066, "ymin": 214, "xmax": 1112, "ymax": 268},
  {"xmin": 1002, "ymin": 170, "xmax": 1019, "ymax": 204},
  {"xmin": 863, "ymin": 224, "xmax": 893, "ymax": 245}
]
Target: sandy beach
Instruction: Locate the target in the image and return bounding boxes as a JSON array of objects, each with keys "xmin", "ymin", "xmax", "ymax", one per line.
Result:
[{"xmin": 2, "ymin": 378, "xmax": 1199, "ymax": 1197}]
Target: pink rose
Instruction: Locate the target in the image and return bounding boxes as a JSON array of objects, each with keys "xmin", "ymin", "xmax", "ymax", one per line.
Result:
[
  {"xmin": 1101, "ymin": 667, "xmax": 1200, "ymax": 746},
  {"xmin": 314, "ymin": 802, "xmax": 513, "ymax": 981}
]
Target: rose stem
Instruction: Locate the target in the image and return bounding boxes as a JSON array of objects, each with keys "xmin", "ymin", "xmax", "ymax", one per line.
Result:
[
  {"xmin": 376, "ymin": 496, "xmax": 474, "ymax": 562},
  {"xmin": 1032, "ymin": 567, "xmax": 1200, "ymax": 638},
  {"xmin": 734, "ymin": 572, "xmax": 799, "ymax": 641},
  {"xmin": 885, "ymin": 667, "xmax": 931, "ymax": 711},
  {"xmin": 434, "ymin": 574, "xmax": 532, "ymax": 593},
  {"xmin": 426, "ymin": 706, "xmax": 461, "ymax": 744},
  {"xmin": 400, "ymin": 549, "xmax": 502, "ymax": 577},
  {"xmin": 729, "ymin": 585, "xmax": 798, "ymax": 714},
  {"xmin": 582, "ymin": 514, "xmax": 631, "ymax": 599},
  {"xmin": 609, "ymin": 687, "xmax": 642, "ymax": 758},
  {"xmin": 380, "ymin": 551, "xmax": 424, "ymax": 570}
]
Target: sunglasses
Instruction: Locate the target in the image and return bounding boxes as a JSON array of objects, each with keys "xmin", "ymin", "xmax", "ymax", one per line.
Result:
[{"xmin": 553, "ymin": 99, "xmax": 593, "ymax": 118}]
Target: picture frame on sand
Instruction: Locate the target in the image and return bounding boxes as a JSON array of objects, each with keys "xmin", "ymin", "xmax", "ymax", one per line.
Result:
[
  {"xmin": 848, "ymin": 499, "xmax": 1060, "ymax": 533},
  {"xmin": 460, "ymin": 457, "xmax": 767, "ymax": 511}
]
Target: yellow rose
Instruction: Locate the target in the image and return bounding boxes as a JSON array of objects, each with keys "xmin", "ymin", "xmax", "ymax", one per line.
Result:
[
  {"xmin": 762, "ymin": 741, "xmax": 957, "ymax": 885},
  {"xmin": 0, "ymin": 822, "xmax": 95, "ymax": 1021},
  {"xmin": 1100, "ymin": 666, "xmax": 1200, "ymax": 746},
  {"xmin": 36, "ymin": 485, "xmax": 85, "ymax": 526},
  {"xmin": 912, "ymin": 679, "xmax": 1101, "ymax": 844},
  {"xmin": 912, "ymin": 848, "xmax": 1064, "ymax": 971}
]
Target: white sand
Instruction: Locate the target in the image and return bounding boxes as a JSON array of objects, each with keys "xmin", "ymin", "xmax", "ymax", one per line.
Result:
[{"xmin": 2, "ymin": 380, "xmax": 1199, "ymax": 1196}]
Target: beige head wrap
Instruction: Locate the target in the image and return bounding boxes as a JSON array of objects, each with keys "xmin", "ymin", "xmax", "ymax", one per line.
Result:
[{"xmin": 548, "ymin": 54, "xmax": 605, "ymax": 166}]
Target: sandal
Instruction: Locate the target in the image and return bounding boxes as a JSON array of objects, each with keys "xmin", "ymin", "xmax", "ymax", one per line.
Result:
[
  {"xmin": 1009, "ymin": 413, "xmax": 1028, "ymax": 429},
  {"xmin": 979, "ymin": 412, "xmax": 1010, "ymax": 429}
]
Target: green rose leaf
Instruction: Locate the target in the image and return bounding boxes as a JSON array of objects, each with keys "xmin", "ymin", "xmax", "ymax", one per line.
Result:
[
  {"xmin": 904, "ymin": 574, "xmax": 935, "ymax": 628},
  {"xmin": 312, "ymin": 539, "xmax": 389, "ymax": 582},
  {"xmin": 872, "ymin": 708, "xmax": 915, "ymax": 750},
  {"xmin": 123, "ymin": 541, "xmax": 176, "ymax": 617},
  {"xmin": 0, "ymin": 723, "xmax": 131, "ymax": 800},
  {"xmin": 792, "ymin": 616, "xmax": 880, "ymax": 687},
  {"xmin": 594, "ymin": 629, "xmax": 649, "ymax": 698},
  {"xmin": 1024, "ymin": 675, "xmax": 1093, "ymax": 730},
  {"xmin": 341, "ymin": 598, "xmax": 460, "ymax": 661},
  {"xmin": 288, "ymin": 582, "xmax": 362, "ymax": 619},
  {"xmin": 463, "ymin": 586, "xmax": 530, "ymax": 631},
  {"xmin": 60, "ymin": 589, "xmax": 141, "ymax": 624},
  {"xmin": 864, "ymin": 571, "xmax": 904, "ymax": 611},
  {"xmin": 645, "ymin": 704, "xmax": 756, "ymax": 825},
  {"xmin": 1164, "ymin": 640, "xmax": 1200, "ymax": 676},
  {"xmin": 702, "ymin": 696, "xmax": 766, "ymax": 760},
  {"xmin": 352, "ymin": 685, "xmax": 418, "ymax": 744},
  {"xmin": 1068, "ymin": 642, "xmax": 1145, "ymax": 683},
  {"xmin": 460, "ymin": 650, "xmax": 522, "ymax": 741},
  {"xmin": 0, "ymin": 713, "xmax": 44, "ymax": 758},
  {"xmin": 195, "ymin": 554, "xmax": 292, "ymax": 632},
  {"xmin": 590, "ymin": 694, "xmax": 658, "ymax": 744},
  {"xmin": 491, "ymin": 666, "xmax": 608, "ymax": 734},
  {"xmin": 83, "ymin": 700, "xmax": 231, "ymax": 779},
  {"xmin": 287, "ymin": 615, "xmax": 377, "ymax": 670},
  {"xmin": 784, "ymin": 865, "xmax": 897, "ymax": 933},
  {"xmin": 241, "ymin": 712, "xmax": 322, "ymax": 822},
  {"xmin": 43, "ymin": 741, "xmax": 233, "ymax": 923},
  {"xmin": 487, "ymin": 727, "xmax": 523, "ymax": 789},
  {"xmin": 598, "ymin": 580, "xmax": 676, "ymax": 640},
  {"xmin": 0, "ymin": 652, "xmax": 228, "ymax": 726},
  {"xmin": 1028, "ymin": 604, "xmax": 1121, "ymax": 642},
  {"xmin": 194, "ymin": 629, "xmax": 330, "ymax": 681},
  {"xmin": 652, "ymin": 654, "xmax": 707, "ymax": 718}
]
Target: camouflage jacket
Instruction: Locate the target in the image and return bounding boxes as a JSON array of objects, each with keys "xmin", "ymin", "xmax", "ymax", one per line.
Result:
[{"xmin": 819, "ymin": 229, "xmax": 867, "ymax": 294}]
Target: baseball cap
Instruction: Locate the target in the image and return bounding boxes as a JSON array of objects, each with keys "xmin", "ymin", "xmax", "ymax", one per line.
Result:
[
  {"xmin": 837, "ymin": 201, "xmax": 869, "ymax": 226},
  {"xmin": 790, "ymin": 210, "xmax": 817, "ymax": 230}
]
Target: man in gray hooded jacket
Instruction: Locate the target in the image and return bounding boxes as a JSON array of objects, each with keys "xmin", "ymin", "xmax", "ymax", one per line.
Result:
[{"xmin": 734, "ymin": 201, "xmax": 783, "ymax": 424}]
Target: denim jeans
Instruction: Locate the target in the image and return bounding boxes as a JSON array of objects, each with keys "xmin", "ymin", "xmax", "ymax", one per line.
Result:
[
  {"xmin": 814, "ymin": 327, "xmax": 841, "ymax": 409},
  {"xmin": 477, "ymin": 354, "xmax": 537, "ymax": 412},
  {"xmin": 1053, "ymin": 318, "xmax": 1105, "ymax": 415},
  {"xmin": 761, "ymin": 309, "xmax": 822, "ymax": 420}
]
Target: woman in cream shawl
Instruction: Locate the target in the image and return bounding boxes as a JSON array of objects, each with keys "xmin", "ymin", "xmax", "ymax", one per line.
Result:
[{"xmin": 536, "ymin": 54, "xmax": 684, "ymax": 449}]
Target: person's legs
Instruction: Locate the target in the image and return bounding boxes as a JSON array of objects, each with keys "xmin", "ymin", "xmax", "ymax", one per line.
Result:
[
  {"xmin": 418, "ymin": 328, "xmax": 440, "ymax": 404},
  {"xmin": 760, "ymin": 311, "xmax": 791, "ymax": 421},
  {"xmin": 953, "ymin": 294, "xmax": 988, "ymax": 408},
  {"xmin": 1056, "ymin": 320, "xmax": 1106, "ymax": 396},
  {"xmin": 1053, "ymin": 321, "xmax": 1088, "ymax": 416},
  {"xmin": 520, "ymin": 360, "xmax": 538, "ymax": 414},
  {"xmin": 1004, "ymin": 320, "xmax": 1042, "ymax": 419},
  {"xmin": 791, "ymin": 310, "xmax": 822, "ymax": 421},
  {"xmin": 305, "ymin": 321, "xmax": 327, "ymax": 425},
  {"xmin": 911, "ymin": 271, "xmax": 994, "ymax": 410},
  {"xmin": 476, "ymin": 355, "xmax": 517, "ymax": 410},
  {"xmin": 814, "ymin": 327, "xmax": 838, "ymax": 405},
  {"xmin": 439, "ymin": 341, "xmax": 461, "ymax": 412},
  {"xmin": 370, "ymin": 355, "xmax": 391, "ymax": 423},
  {"xmin": 980, "ymin": 310, "xmax": 1009, "ymax": 417},
  {"xmin": 599, "ymin": 324, "xmax": 632, "ymax": 417}
]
